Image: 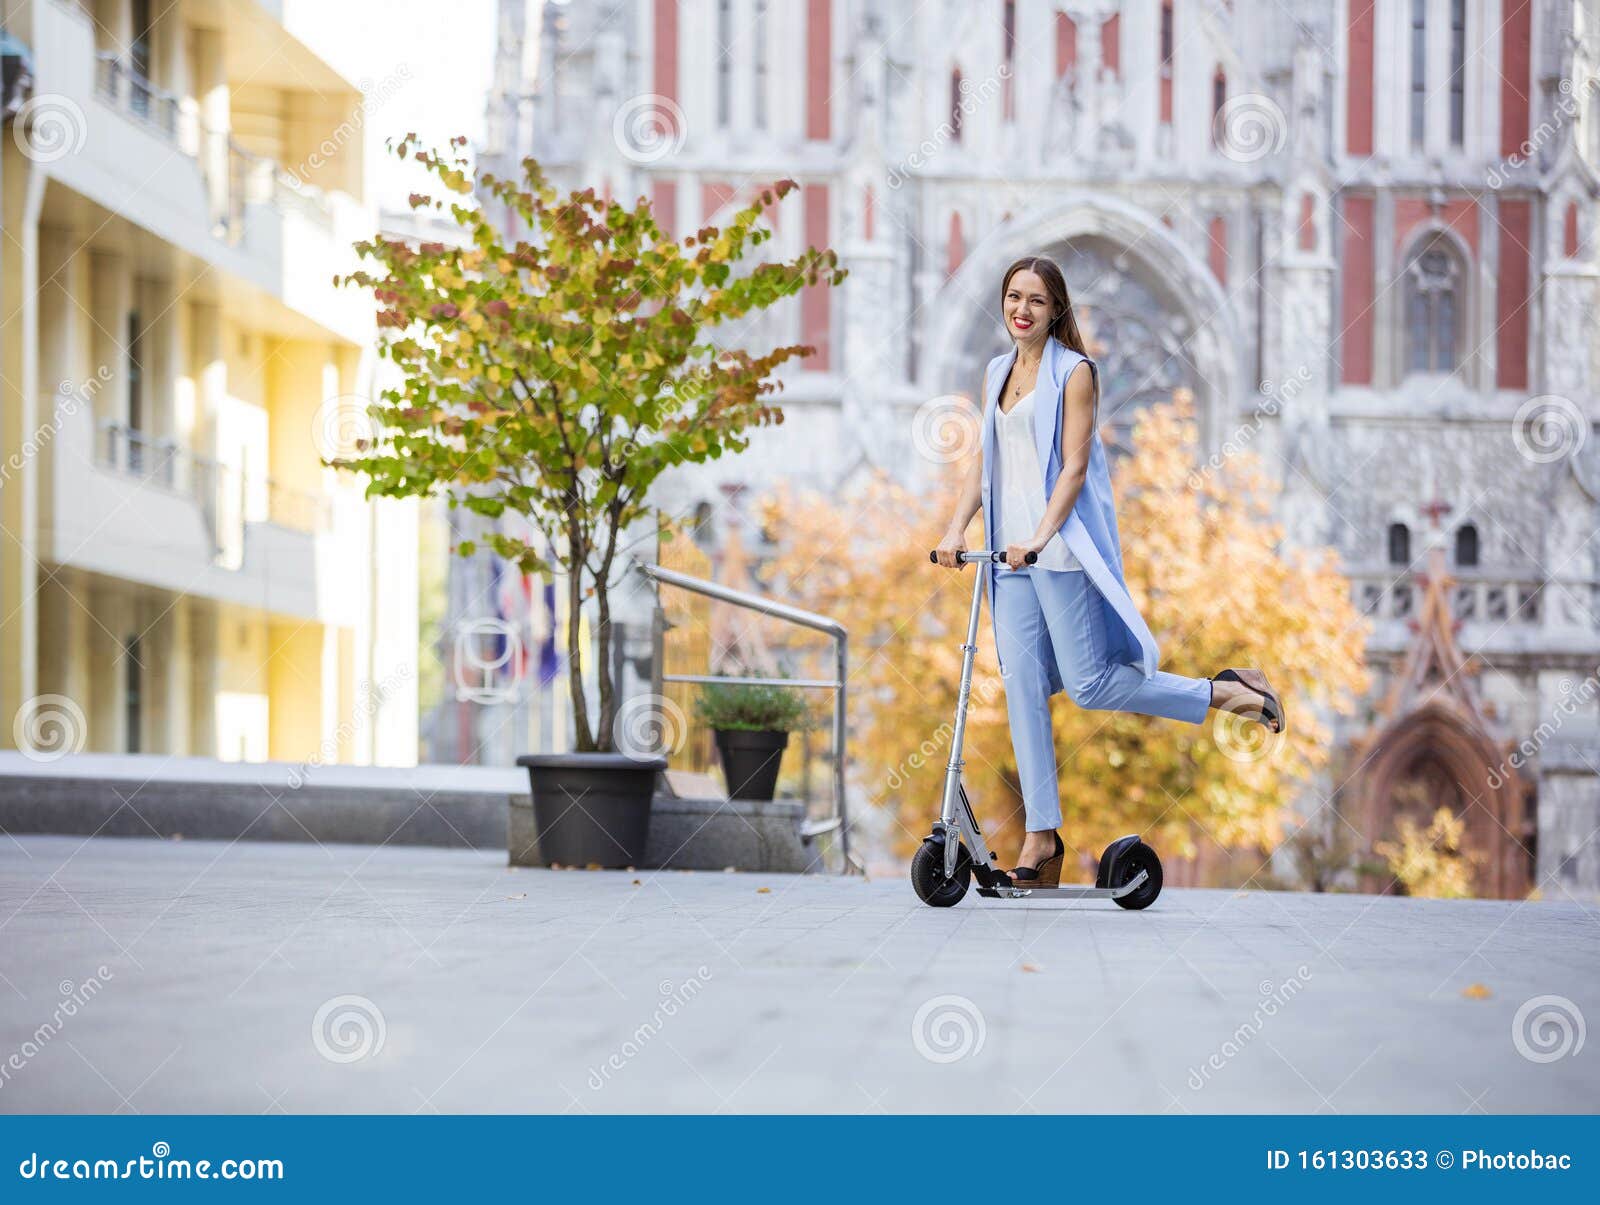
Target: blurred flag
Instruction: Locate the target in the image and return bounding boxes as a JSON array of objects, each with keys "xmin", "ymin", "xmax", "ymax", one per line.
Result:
[
  {"xmin": 489, "ymin": 553, "xmax": 532, "ymax": 683},
  {"xmin": 538, "ymin": 579, "xmax": 561, "ymax": 686}
]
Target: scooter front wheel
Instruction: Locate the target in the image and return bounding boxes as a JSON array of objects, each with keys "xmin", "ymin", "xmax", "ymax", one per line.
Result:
[
  {"xmin": 1112, "ymin": 841, "xmax": 1163, "ymax": 910},
  {"xmin": 911, "ymin": 838, "xmax": 971, "ymax": 907}
]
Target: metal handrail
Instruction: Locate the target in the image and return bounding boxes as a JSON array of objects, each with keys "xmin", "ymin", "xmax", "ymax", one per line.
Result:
[{"xmin": 630, "ymin": 557, "xmax": 857, "ymax": 874}]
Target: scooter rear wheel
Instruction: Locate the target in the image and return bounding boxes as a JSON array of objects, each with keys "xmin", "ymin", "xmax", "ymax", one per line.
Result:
[
  {"xmin": 911, "ymin": 838, "xmax": 971, "ymax": 907},
  {"xmin": 1112, "ymin": 841, "xmax": 1163, "ymax": 910}
]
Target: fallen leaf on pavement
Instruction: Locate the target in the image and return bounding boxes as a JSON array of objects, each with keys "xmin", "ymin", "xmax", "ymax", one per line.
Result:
[{"xmin": 1461, "ymin": 983, "xmax": 1492, "ymax": 999}]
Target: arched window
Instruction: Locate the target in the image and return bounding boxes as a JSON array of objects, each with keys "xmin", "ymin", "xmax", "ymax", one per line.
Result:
[
  {"xmin": 1388, "ymin": 522, "xmax": 1411, "ymax": 566},
  {"xmin": 1403, "ymin": 236, "xmax": 1464, "ymax": 375},
  {"xmin": 1454, "ymin": 522, "xmax": 1478, "ymax": 567},
  {"xmin": 950, "ymin": 69, "xmax": 964, "ymax": 141}
]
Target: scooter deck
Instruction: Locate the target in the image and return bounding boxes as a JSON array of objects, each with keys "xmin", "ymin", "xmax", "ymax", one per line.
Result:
[{"xmin": 975, "ymin": 869, "xmax": 1149, "ymax": 901}]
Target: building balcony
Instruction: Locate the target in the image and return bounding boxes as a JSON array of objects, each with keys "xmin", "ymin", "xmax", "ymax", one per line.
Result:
[
  {"xmin": 1348, "ymin": 566, "xmax": 1600, "ymax": 659},
  {"xmin": 28, "ymin": 0, "xmax": 371, "ymax": 345},
  {"xmin": 39, "ymin": 397, "xmax": 359, "ymax": 628}
]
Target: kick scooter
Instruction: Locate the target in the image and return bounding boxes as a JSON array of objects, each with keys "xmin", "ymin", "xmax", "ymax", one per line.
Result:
[{"xmin": 912, "ymin": 548, "xmax": 1164, "ymax": 909}]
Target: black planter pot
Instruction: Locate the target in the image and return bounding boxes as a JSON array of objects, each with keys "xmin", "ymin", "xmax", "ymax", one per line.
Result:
[
  {"xmin": 713, "ymin": 728, "xmax": 790, "ymax": 801},
  {"xmin": 513, "ymin": 752, "xmax": 666, "ymax": 868}
]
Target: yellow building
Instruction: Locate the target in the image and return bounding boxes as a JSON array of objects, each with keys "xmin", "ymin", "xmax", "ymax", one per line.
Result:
[{"xmin": 1, "ymin": 0, "xmax": 416, "ymax": 765}]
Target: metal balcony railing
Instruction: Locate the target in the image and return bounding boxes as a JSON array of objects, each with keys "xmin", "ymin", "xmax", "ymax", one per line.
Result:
[
  {"xmin": 222, "ymin": 137, "xmax": 333, "ymax": 238},
  {"xmin": 93, "ymin": 53, "xmax": 179, "ymax": 140},
  {"xmin": 631, "ymin": 557, "xmax": 858, "ymax": 874},
  {"xmin": 89, "ymin": 52, "xmax": 333, "ymax": 241},
  {"xmin": 98, "ymin": 421, "xmax": 332, "ymax": 552}
]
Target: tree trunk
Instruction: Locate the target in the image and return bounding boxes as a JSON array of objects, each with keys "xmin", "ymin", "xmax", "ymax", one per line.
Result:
[{"xmin": 565, "ymin": 522, "xmax": 595, "ymax": 752}]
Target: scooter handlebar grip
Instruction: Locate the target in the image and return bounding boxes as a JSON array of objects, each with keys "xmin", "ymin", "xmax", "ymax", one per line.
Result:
[{"xmin": 927, "ymin": 550, "xmax": 1038, "ymax": 564}]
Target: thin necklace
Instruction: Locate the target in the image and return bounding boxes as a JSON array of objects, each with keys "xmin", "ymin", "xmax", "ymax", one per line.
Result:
[{"xmin": 1007, "ymin": 348, "xmax": 1041, "ymax": 406}]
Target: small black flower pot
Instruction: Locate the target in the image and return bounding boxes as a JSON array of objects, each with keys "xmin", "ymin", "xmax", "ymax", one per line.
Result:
[
  {"xmin": 512, "ymin": 752, "xmax": 666, "ymax": 868},
  {"xmin": 713, "ymin": 728, "xmax": 790, "ymax": 801}
]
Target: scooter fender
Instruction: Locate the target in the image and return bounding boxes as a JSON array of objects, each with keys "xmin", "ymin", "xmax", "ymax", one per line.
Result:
[{"xmin": 1095, "ymin": 834, "xmax": 1144, "ymax": 889}]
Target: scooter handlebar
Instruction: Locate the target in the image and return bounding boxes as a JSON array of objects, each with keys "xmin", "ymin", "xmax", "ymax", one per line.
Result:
[{"xmin": 928, "ymin": 549, "xmax": 1037, "ymax": 565}]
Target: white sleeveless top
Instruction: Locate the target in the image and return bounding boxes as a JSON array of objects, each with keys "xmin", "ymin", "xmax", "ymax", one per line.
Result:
[{"xmin": 996, "ymin": 386, "xmax": 1082, "ymax": 572}]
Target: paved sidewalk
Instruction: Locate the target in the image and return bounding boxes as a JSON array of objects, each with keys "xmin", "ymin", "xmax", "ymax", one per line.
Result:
[{"xmin": 0, "ymin": 836, "xmax": 1594, "ymax": 1113}]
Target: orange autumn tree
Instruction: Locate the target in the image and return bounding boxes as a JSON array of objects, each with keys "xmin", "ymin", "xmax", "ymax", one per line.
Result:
[{"xmin": 760, "ymin": 390, "xmax": 1371, "ymax": 874}]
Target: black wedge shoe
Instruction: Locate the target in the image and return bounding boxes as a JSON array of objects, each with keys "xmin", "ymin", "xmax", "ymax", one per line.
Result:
[
  {"xmin": 1211, "ymin": 668, "xmax": 1285, "ymax": 734},
  {"xmin": 1008, "ymin": 830, "xmax": 1065, "ymax": 887}
]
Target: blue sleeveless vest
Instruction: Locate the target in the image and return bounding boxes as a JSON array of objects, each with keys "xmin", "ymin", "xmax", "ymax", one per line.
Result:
[{"xmin": 979, "ymin": 335, "xmax": 1162, "ymax": 690}]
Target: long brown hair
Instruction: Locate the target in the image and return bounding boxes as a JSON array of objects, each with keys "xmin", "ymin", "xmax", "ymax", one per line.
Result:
[{"xmin": 999, "ymin": 255, "xmax": 1098, "ymax": 420}]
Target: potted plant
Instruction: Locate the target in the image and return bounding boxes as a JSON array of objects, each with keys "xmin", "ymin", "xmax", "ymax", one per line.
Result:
[
  {"xmin": 331, "ymin": 137, "xmax": 845, "ymax": 867},
  {"xmin": 694, "ymin": 675, "xmax": 815, "ymax": 801}
]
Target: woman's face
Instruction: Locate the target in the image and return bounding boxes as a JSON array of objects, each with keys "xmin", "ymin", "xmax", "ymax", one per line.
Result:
[{"xmin": 1003, "ymin": 269, "xmax": 1056, "ymax": 350}]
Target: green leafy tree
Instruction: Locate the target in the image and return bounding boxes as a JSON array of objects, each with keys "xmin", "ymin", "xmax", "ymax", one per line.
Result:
[{"xmin": 333, "ymin": 137, "xmax": 845, "ymax": 751}]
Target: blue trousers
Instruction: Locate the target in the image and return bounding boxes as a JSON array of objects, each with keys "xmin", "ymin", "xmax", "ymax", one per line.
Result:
[{"xmin": 992, "ymin": 567, "xmax": 1212, "ymax": 831}]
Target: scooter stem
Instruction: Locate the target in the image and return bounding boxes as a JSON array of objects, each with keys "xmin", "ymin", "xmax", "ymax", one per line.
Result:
[{"xmin": 926, "ymin": 550, "xmax": 1034, "ymax": 867}]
